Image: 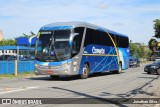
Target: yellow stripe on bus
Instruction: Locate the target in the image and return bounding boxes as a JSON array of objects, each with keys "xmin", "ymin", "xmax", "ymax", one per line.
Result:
[{"xmin": 106, "ymin": 32, "xmax": 120, "ymax": 64}]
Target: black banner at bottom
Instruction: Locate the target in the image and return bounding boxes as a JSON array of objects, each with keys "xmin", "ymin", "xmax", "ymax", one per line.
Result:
[{"xmin": 0, "ymin": 98, "xmax": 160, "ymax": 104}]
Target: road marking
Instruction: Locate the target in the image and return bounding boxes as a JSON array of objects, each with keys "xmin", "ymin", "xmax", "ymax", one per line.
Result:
[{"xmin": 0, "ymin": 86, "xmax": 39, "ymax": 95}]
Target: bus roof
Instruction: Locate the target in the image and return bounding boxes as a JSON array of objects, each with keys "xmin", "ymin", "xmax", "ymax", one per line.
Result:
[{"xmin": 40, "ymin": 21, "xmax": 128, "ymax": 37}]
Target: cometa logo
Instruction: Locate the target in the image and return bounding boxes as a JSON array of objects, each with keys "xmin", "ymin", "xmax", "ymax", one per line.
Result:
[{"xmin": 92, "ymin": 47, "xmax": 105, "ymax": 54}]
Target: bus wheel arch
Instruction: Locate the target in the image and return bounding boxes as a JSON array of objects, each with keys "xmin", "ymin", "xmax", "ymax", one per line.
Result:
[
  {"xmin": 118, "ymin": 61, "xmax": 122, "ymax": 72},
  {"xmin": 85, "ymin": 62, "xmax": 90, "ymax": 70},
  {"xmin": 80, "ymin": 62, "xmax": 90, "ymax": 79}
]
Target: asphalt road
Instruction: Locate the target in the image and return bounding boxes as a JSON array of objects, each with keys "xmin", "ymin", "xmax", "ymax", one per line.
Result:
[{"xmin": 0, "ymin": 63, "xmax": 160, "ymax": 107}]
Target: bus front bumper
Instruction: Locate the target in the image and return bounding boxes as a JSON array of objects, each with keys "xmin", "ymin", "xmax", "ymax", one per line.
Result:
[{"xmin": 35, "ymin": 63, "xmax": 76, "ymax": 76}]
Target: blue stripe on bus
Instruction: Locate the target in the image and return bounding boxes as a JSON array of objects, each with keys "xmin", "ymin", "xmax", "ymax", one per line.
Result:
[
  {"xmin": 91, "ymin": 47, "xmax": 115, "ymax": 72},
  {"xmin": 78, "ymin": 46, "xmax": 129, "ymax": 74},
  {"xmin": 118, "ymin": 48, "xmax": 130, "ymax": 69},
  {"xmin": 100, "ymin": 57, "xmax": 117, "ymax": 71},
  {"xmin": 40, "ymin": 26, "xmax": 73, "ymax": 31}
]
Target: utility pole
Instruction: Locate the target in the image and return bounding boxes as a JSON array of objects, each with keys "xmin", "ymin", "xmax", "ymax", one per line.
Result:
[{"xmin": 14, "ymin": 59, "xmax": 17, "ymax": 76}]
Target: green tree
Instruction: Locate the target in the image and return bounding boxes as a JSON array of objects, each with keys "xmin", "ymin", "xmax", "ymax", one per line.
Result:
[
  {"xmin": 153, "ymin": 19, "xmax": 160, "ymax": 38},
  {"xmin": 130, "ymin": 43, "xmax": 151, "ymax": 59},
  {"xmin": 137, "ymin": 45, "xmax": 144, "ymax": 58},
  {"xmin": 17, "ymin": 31, "xmax": 35, "ymax": 38},
  {"xmin": 137, "ymin": 44, "xmax": 150, "ymax": 60},
  {"xmin": 146, "ymin": 49, "xmax": 152, "ymax": 58},
  {"xmin": 0, "ymin": 39, "xmax": 16, "ymax": 46},
  {"xmin": 148, "ymin": 38, "xmax": 158, "ymax": 52},
  {"xmin": 130, "ymin": 43, "xmax": 138, "ymax": 57}
]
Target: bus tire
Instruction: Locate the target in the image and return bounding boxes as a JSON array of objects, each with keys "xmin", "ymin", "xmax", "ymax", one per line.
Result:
[
  {"xmin": 50, "ymin": 75, "xmax": 59, "ymax": 79},
  {"xmin": 115, "ymin": 63, "xmax": 122, "ymax": 74},
  {"xmin": 81, "ymin": 64, "xmax": 89, "ymax": 79}
]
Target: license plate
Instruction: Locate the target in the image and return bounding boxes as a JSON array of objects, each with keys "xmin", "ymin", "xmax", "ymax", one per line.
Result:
[
  {"xmin": 144, "ymin": 68, "xmax": 148, "ymax": 71},
  {"xmin": 46, "ymin": 70, "xmax": 53, "ymax": 74}
]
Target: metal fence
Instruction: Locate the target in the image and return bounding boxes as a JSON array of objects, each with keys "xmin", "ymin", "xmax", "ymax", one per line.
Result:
[{"xmin": 0, "ymin": 61, "xmax": 34, "ymax": 74}]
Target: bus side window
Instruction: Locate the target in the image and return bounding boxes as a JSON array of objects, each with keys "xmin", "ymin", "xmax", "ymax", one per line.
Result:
[
  {"xmin": 119, "ymin": 36, "xmax": 129, "ymax": 48},
  {"xmin": 84, "ymin": 28, "xmax": 93, "ymax": 47},
  {"xmin": 72, "ymin": 27, "xmax": 84, "ymax": 57},
  {"xmin": 84, "ymin": 28, "xmax": 114, "ymax": 47},
  {"xmin": 72, "ymin": 36, "xmax": 78, "ymax": 54},
  {"xmin": 72, "ymin": 35, "xmax": 82, "ymax": 57},
  {"xmin": 110, "ymin": 34, "xmax": 118, "ymax": 47}
]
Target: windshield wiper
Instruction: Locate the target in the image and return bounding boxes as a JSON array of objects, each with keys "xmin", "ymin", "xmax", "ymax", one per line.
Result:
[{"xmin": 49, "ymin": 32, "xmax": 60, "ymax": 61}]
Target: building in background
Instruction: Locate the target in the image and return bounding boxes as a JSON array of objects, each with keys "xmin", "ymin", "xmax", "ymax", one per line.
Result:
[
  {"xmin": 0, "ymin": 46, "xmax": 34, "ymax": 60},
  {"xmin": 0, "ymin": 37, "xmax": 36, "ymax": 60},
  {"xmin": 0, "ymin": 30, "xmax": 4, "ymax": 41}
]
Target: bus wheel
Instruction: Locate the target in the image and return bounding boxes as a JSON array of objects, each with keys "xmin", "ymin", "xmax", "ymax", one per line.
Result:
[
  {"xmin": 115, "ymin": 63, "xmax": 122, "ymax": 74},
  {"xmin": 81, "ymin": 64, "xmax": 89, "ymax": 79},
  {"xmin": 50, "ymin": 75, "xmax": 59, "ymax": 79}
]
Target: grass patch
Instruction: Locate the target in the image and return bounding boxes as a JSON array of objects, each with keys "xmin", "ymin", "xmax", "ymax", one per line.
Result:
[
  {"xmin": 0, "ymin": 74, "xmax": 15, "ymax": 78},
  {"xmin": 19, "ymin": 71, "xmax": 34, "ymax": 74},
  {"xmin": 140, "ymin": 61, "xmax": 152, "ymax": 64},
  {"xmin": 0, "ymin": 71, "xmax": 35, "ymax": 79}
]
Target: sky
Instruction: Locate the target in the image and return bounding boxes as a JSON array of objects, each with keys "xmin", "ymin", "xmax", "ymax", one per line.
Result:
[{"xmin": 0, "ymin": 0, "xmax": 160, "ymax": 44}]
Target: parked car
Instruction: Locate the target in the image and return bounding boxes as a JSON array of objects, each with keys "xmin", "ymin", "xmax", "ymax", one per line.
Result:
[
  {"xmin": 27, "ymin": 55, "xmax": 34, "ymax": 60},
  {"xmin": 18, "ymin": 55, "xmax": 34, "ymax": 61},
  {"xmin": 129, "ymin": 57, "xmax": 140, "ymax": 67},
  {"xmin": 144, "ymin": 60, "xmax": 160, "ymax": 75},
  {"xmin": 19, "ymin": 56, "xmax": 27, "ymax": 61},
  {"xmin": 7, "ymin": 55, "xmax": 16, "ymax": 60},
  {"xmin": 155, "ymin": 57, "xmax": 160, "ymax": 61},
  {"xmin": 0, "ymin": 55, "xmax": 16, "ymax": 60}
]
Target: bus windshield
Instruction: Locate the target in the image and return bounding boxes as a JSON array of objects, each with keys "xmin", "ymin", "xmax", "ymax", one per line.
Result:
[{"xmin": 35, "ymin": 30, "xmax": 71, "ymax": 62}]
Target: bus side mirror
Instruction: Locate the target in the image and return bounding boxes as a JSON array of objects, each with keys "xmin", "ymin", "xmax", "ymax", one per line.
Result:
[
  {"xmin": 29, "ymin": 35, "xmax": 36, "ymax": 46},
  {"xmin": 69, "ymin": 33, "xmax": 79, "ymax": 46}
]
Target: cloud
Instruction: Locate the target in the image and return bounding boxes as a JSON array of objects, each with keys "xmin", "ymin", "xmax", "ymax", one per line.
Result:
[
  {"xmin": 98, "ymin": 3, "xmax": 108, "ymax": 9},
  {"xmin": 0, "ymin": 0, "xmax": 160, "ymax": 44},
  {"xmin": 113, "ymin": 23, "xmax": 124, "ymax": 26}
]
